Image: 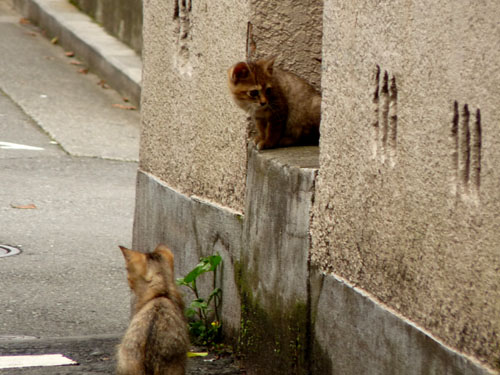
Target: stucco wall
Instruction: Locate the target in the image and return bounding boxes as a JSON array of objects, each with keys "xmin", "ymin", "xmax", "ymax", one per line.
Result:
[
  {"xmin": 71, "ymin": 0, "xmax": 143, "ymax": 54},
  {"xmin": 312, "ymin": 0, "xmax": 500, "ymax": 369},
  {"xmin": 248, "ymin": 0, "xmax": 323, "ymax": 89},
  {"xmin": 140, "ymin": 0, "xmax": 249, "ymax": 212}
]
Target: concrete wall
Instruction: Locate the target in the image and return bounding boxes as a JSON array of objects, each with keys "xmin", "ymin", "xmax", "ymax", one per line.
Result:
[
  {"xmin": 312, "ymin": 0, "xmax": 500, "ymax": 371},
  {"xmin": 238, "ymin": 146, "xmax": 317, "ymax": 375},
  {"xmin": 133, "ymin": 146, "xmax": 492, "ymax": 375},
  {"xmin": 135, "ymin": 0, "xmax": 499, "ymax": 373},
  {"xmin": 139, "ymin": 0, "xmax": 323, "ymax": 213},
  {"xmin": 248, "ymin": 0, "xmax": 323, "ymax": 89},
  {"xmin": 70, "ymin": 0, "xmax": 143, "ymax": 54},
  {"xmin": 132, "ymin": 170, "xmax": 243, "ymax": 338},
  {"xmin": 140, "ymin": 0, "xmax": 249, "ymax": 213}
]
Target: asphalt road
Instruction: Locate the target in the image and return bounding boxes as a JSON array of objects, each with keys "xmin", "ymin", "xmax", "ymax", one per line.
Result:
[
  {"xmin": 0, "ymin": 1, "xmax": 134, "ymax": 373},
  {"xmin": 0, "ymin": 2, "xmax": 244, "ymax": 373}
]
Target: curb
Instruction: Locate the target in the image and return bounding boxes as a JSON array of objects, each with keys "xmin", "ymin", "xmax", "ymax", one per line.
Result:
[{"xmin": 12, "ymin": 0, "xmax": 142, "ymax": 107}]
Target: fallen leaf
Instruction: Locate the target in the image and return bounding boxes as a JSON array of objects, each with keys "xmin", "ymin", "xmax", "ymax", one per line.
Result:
[
  {"xmin": 122, "ymin": 97, "xmax": 129, "ymax": 102},
  {"xmin": 50, "ymin": 36, "xmax": 58, "ymax": 44},
  {"xmin": 112, "ymin": 104, "xmax": 137, "ymax": 110},
  {"xmin": 97, "ymin": 80, "xmax": 109, "ymax": 89},
  {"xmin": 65, "ymin": 51, "xmax": 75, "ymax": 57},
  {"xmin": 69, "ymin": 60, "xmax": 83, "ymax": 65},
  {"xmin": 11, "ymin": 203, "xmax": 37, "ymax": 210},
  {"xmin": 25, "ymin": 32, "xmax": 37, "ymax": 37},
  {"xmin": 19, "ymin": 17, "xmax": 31, "ymax": 25},
  {"xmin": 78, "ymin": 68, "xmax": 89, "ymax": 74}
]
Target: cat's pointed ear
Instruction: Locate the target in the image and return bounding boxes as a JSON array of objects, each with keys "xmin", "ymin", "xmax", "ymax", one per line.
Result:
[
  {"xmin": 119, "ymin": 245, "xmax": 133, "ymax": 262},
  {"xmin": 262, "ymin": 56, "xmax": 277, "ymax": 75},
  {"xmin": 229, "ymin": 62, "xmax": 250, "ymax": 83},
  {"xmin": 155, "ymin": 244, "xmax": 175, "ymax": 274},
  {"xmin": 119, "ymin": 246, "xmax": 146, "ymax": 268}
]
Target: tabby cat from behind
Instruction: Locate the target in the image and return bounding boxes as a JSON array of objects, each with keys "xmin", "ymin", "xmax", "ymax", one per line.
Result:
[
  {"xmin": 116, "ymin": 244, "xmax": 189, "ymax": 375},
  {"xmin": 228, "ymin": 56, "xmax": 321, "ymax": 150}
]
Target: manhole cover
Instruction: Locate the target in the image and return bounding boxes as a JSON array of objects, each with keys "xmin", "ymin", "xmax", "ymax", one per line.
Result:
[{"xmin": 0, "ymin": 245, "xmax": 21, "ymax": 258}]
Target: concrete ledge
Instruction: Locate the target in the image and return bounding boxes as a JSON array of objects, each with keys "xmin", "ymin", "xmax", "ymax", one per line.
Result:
[
  {"xmin": 311, "ymin": 268, "xmax": 494, "ymax": 375},
  {"xmin": 13, "ymin": 0, "xmax": 142, "ymax": 106},
  {"xmin": 243, "ymin": 146, "xmax": 318, "ymax": 308},
  {"xmin": 237, "ymin": 146, "xmax": 319, "ymax": 375}
]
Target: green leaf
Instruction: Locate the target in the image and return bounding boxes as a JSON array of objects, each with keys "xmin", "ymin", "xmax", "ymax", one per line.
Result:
[
  {"xmin": 183, "ymin": 266, "xmax": 203, "ymax": 283},
  {"xmin": 190, "ymin": 299, "xmax": 208, "ymax": 310},
  {"xmin": 208, "ymin": 254, "xmax": 222, "ymax": 270},
  {"xmin": 200, "ymin": 258, "xmax": 213, "ymax": 272}
]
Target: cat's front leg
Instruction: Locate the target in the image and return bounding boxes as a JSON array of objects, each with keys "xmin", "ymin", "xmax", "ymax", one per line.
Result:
[
  {"xmin": 254, "ymin": 118, "xmax": 267, "ymax": 149},
  {"xmin": 256, "ymin": 118, "xmax": 284, "ymax": 150}
]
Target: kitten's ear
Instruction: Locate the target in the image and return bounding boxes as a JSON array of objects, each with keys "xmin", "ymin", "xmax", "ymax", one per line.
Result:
[
  {"xmin": 229, "ymin": 62, "xmax": 250, "ymax": 83},
  {"xmin": 119, "ymin": 246, "xmax": 146, "ymax": 270},
  {"xmin": 119, "ymin": 245, "xmax": 134, "ymax": 263},
  {"xmin": 262, "ymin": 56, "xmax": 277, "ymax": 75},
  {"xmin": 154, "ymin": 244, "xmax": 175, "ymax": 274}
]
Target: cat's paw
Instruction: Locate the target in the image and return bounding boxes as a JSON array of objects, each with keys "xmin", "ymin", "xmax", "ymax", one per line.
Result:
[
  {"xmin": 256, "ymin": 140, "xmax": 269, "ymax": 150},
  {"xmin": 252, "ymin": 136, "xmax": 263, "ymax": 150}
]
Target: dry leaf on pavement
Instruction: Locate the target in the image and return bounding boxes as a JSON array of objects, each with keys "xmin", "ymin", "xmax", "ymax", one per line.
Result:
[
  {"xmin": 11, "ymin": 203, "xmax": 37, "ymax": 209},
  {"xmin": 112, "ymin": 104, "xmax": 136, "ymax": 110}
]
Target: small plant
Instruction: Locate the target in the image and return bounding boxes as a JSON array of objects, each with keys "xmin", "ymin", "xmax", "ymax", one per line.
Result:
[{"xmin": 176, "ymin": 254, "xmax": 223, "ymax": 347}]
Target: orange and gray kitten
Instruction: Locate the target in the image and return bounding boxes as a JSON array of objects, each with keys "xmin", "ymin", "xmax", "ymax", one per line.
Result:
[
  {"xmin": 116, "ymin": 244, "xmax": 189, "ymax": 375},
  {"xmin": 228, "ymin": 56, "xmax": 321, "ymax": 150}
]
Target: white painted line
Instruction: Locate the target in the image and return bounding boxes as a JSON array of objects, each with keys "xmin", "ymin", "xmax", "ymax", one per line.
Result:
[
  {"xmin": 0, "ymin": 142, "xmax": 44, "ymax": 151},
  {"xmin": 0, "ymin": 354, "xmax": 77, "ymax": 369}
]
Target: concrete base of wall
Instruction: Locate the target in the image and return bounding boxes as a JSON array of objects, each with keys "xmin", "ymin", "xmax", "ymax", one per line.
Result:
[
  {"xmin": 133, "ymin": 170, "xmax": 243, "ymax": 338},
  {"xmin": 132, "ymin": 147, "xmax": 493, "ymax": 375},
  {"xmin": 311, "ymin": 268, "xmax": 493, "ymax": 375}
]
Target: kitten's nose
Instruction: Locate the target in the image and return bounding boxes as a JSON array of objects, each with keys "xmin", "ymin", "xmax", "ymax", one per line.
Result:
[{"xmin": 259, "ymin": 100, "xmax": 267, "ymax": 107}]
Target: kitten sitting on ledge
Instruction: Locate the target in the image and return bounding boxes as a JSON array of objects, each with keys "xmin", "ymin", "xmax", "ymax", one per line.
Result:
[{"xmin": 228, "ymin": 56, "xmax": 321, "ymax": 150}]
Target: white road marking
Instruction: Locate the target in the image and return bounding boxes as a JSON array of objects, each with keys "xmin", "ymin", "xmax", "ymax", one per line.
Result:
[
  {"xmin": 0, "ymin": 142, "xmax": 44, "ymax": 150},
  {"xmin": 0, "ymin": 354, "xmax": 77, "ymax": 369}
]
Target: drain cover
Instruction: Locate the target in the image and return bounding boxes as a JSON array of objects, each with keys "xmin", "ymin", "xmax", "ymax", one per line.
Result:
[{"xmin": 0, "ymin": 245, "xmax": 21, "ymax": 258}]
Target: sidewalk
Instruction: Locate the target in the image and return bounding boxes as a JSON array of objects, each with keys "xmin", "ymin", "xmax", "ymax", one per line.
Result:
[
  {"xmin": 12, "ymin": 0, "xmax": 142, "ymax": 108},
  {"xmin": 0, "ymin": 0, "xmax": 140, "ymax": 161}
]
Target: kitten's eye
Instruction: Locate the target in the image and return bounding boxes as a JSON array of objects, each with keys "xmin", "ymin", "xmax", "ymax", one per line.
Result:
[
  {"xmin": 248, "ymin": 90, "xmax": 259, "ymax": 98},
  {"xmin": 265, "ymin": 87, "xmax": 272, "ymax": 96}
]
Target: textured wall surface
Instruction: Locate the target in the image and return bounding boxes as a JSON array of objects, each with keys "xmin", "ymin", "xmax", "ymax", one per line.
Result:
[
  {"xmin": 312, "ymin": 0, "xmax": 500, "ymax": 369},
  {"xmin": 140, "ymin": 0, "xmax": 249, "ymax": 212},
  {"xmin": 71, "ymin": 0, "xmax": 143, "ymax": 54},
  {"xmin": 248, "ymin": 0, "xmax": 323, "ymax": 89},
  {"xmin": 133, "ymin": 171, "xmax": 243, "ymax": 338}
]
